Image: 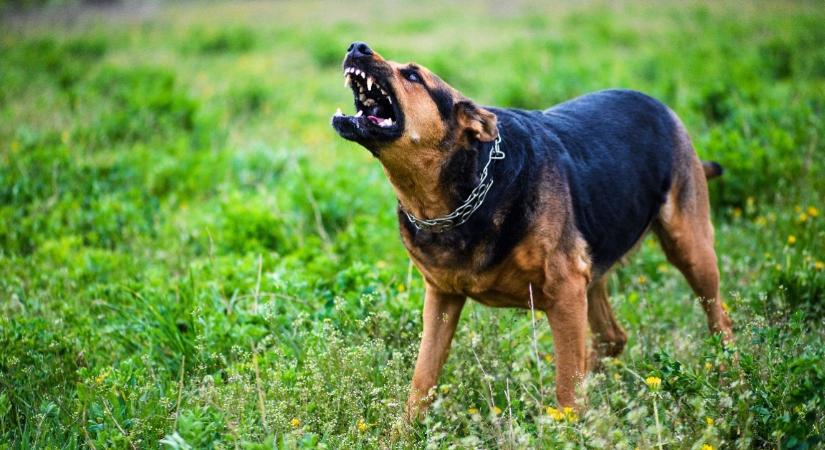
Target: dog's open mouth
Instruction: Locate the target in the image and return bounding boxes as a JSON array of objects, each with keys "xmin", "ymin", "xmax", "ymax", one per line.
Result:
[{"xmin": 331, "ymin": 65, "xmax": 402, "ymax": 144}]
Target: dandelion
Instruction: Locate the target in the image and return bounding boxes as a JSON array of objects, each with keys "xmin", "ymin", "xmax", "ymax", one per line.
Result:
[
  {"xmin": 705, "ymin": 416, "xmax": 715, "ymax": 426},
  {"xmin": 815, "ymin": 261, "xmax": 824, "ymax": 271},
  {"xmin": 492, "ymin": 406, "xmax": 502, "ymax": 415},
  {"xmin": 798, "ymin": 213, "xmax": 809, "ymax": 223},
  {"xmin": 704, "ymin": 361, "xmax": 712, "ymax": 371},
  {"xmin": 357, "ymin": 419, "xmax": 367, "ymax": 433},
  {"xmin": 808, "ymin": 206, "xmax": 819, "ymax": 217},
  {"xmin": 637, "ymin": 275, "xmax": 647, "ymax": 285},
  {"xmin": 702, "ymin": 445, "xmax": 715, "ymax": 450},
  {"xmin": 645, "ymin": 376, "xmax": 662, "ymax": 390},
  {"xmin": 787, "ymin": 235, "xmax": 796, "ymax": 245},
  {"xmin": 721, "ymin": 302, "xmax": 730, "ymax": 313},
  {"xmin": 290, "ymin": 418, "xmax": 301, "ymax": 428},
  {"xmin": 546, "ymin": 406, "xmax": 565, "ymax": 421},
  {"xmin": 467, "ymin": 407, "xmax": 479, "ymax": 415},
  {"xmin": 397, "ymin": 284, "xmax": 406, "ymax": 292},
  {"xmin": 543, "ymin": 353, "xmax": 553, "ymax": 363}
]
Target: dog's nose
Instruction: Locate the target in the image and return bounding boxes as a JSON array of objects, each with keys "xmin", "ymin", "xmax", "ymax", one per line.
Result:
[{"xmin": 347, "ymin": 41, "xmax": 374, "ymax": 58}]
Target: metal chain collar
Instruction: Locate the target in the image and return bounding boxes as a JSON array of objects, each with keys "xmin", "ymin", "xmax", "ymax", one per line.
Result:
[{"xmin": 402, "ymin": 135, "xmax": 505, "ymax": 233}]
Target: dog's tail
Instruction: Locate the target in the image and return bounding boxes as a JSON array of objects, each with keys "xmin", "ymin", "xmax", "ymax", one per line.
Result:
[{"xmin": 702, "ymin": 160, "xmax": 724, "ymax": 180}]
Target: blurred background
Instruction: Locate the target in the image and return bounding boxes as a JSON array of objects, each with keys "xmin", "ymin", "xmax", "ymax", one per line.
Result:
[{"xmin": 1, "ymin": 1, "xmax": 823, "ymax": 448}]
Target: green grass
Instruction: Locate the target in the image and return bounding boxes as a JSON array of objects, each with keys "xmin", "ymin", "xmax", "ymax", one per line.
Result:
[{"xmin": 1, "ymin": 1, "xmax": 824, "ymax": 448}]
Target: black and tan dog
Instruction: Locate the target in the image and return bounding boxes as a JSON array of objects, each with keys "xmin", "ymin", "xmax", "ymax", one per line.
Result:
[{"xmin": 331, "ymin": 42, "xmax": 733, "ymax": 417}]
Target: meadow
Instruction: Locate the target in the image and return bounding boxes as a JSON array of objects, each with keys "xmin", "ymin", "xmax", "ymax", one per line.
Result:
[{"xmin": 1, "ymin": 0, "xmax": 824, "ymax": 448}]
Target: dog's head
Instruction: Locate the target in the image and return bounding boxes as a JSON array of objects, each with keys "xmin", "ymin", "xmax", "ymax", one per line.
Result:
[{"xmin": 331, "ymin": 42, "xmax": 498, "ymax": 157}]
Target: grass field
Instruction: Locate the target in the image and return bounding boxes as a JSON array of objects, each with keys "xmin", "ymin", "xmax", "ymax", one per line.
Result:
[{"xmin": 2, "ymin": 0, "xmax": 824, "ymax": 448}]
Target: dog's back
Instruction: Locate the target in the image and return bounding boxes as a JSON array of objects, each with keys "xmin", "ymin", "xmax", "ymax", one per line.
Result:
[{"xmin": 541, "ymin": 90, "xmax": 678, "ymax": 271}]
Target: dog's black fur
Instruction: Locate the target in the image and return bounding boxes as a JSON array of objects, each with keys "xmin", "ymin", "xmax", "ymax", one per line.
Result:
[{"xmin": 403, "ymin": 89, "xmax": 675, "ymax": 274}]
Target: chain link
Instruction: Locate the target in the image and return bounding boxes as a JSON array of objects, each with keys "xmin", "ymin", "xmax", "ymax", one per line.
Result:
[{"xmin": 402, "ymin": 135, "xmax": 505, "ymax": 233}]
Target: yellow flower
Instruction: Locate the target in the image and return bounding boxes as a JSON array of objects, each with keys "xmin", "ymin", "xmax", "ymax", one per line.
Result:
[
  {"xmin": 492, "ymin": 406, "xmax": 502, "ymax": 415},
  {"xmin": 798, "ymin": 213, "xmax": 809, "ymax": 223},
  {"xmin": 815, "ymin": 261, "xmax": 824, "ymax": 271},
  {"xmin": 563, "ymin": 406, "xmax": 578, "ymax": 422},
  {"xmin": 645, "ymin": 376, "xmax": 662, "ymax": 390},
  {"xmin": 467, "ymin": 407, "xmax": 479, "ymax": 415},
  {"xmin": 546, "ymin": 406, "xmax": 565, "ymax": 421},
  {"xmin": 290, "ymin": 418, "xmax": 301, "ymax": 428},
  {"xmin": 637, "ymin": 275, "xmax": 647, "ymax": 285},
  {"xmin": 397, "ymin": 283, "xmax": 406, "ymax": 292},
  {"xmin": 357, "ymin": 419, "xmax": 367, "ymax": 432},
  {"xmin": 705, "ymin": 416, "xmax": 715, "ymax": 426},
  {"xmin": 808, "ymin": 206, "xmax": 819, "ymax": 217},
  {"xmin": 722, "ymin": 302, "xmax": 730, "ymax": 313},
  {"xmin": 746, "ymin": 196, "xmax": 754, "ymax": 207},
  {"xmin": 702, "ymin": 445, "xmax": 715, "ymax": 450},
  {"xmin": 755, "ymin": 216, "xmax": 767, "ymax": 227},
  {"xmin": 543, "ymin": 353, "xmax": 553, "ymax": 363},
  {"xmin": 732, "ymin": 207, "xmax": 742, "ymax": 218},
  {"xmin": 787, "ymin": 235, "xmax": 796, "ymax": 245},
  {"xmin": 704, "ymin": 361, "xmax": 713, "ymax": 371},
  {"xmin": 440, "ymin": 385, "xmax": 450, "ymax": 394},
  {"xmin": 614, "ymin": 373, "xmax": 621, "ymax": 381}
]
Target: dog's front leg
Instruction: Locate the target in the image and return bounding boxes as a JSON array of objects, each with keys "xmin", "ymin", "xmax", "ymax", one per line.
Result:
[
  {"xmin": 545, "ymin": 276, "xmax": 588, "ymax": 408},
  {"xmin": 405, "ymin": 285, "xmax": 465, "ymax": 420}
]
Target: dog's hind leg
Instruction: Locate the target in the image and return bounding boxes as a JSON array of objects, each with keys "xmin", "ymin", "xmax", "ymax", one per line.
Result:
[
  {"xmin": 654, "ymin": 125, "xmax": 733, "ymax": 340},
  {"xmin": 587, "ymin": 276, "xmax": 627, "ymax": 369}
]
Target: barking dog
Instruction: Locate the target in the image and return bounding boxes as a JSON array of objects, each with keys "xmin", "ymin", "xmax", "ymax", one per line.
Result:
[{"xmin": 331, "ymin": 42, "xmax": 733, "ymax": 418}]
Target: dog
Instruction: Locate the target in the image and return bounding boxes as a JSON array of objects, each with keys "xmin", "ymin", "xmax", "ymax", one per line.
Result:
[{"xmin": 331, "ymin": 42, "xmax": 734, "ymax": 418}]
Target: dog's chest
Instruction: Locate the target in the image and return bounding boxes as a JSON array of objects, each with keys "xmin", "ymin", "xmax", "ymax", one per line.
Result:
[{"xmin": 409, "ymin": 242, "xmax": 549, "ymax": 309}]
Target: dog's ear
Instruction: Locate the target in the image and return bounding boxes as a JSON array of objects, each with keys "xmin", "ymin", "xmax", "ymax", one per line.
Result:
[{"xmin": 454, "ymin": 100, "xmax": 498, "ymax": 143}]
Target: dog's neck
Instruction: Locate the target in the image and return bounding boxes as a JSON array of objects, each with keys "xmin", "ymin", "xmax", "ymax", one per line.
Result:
[
  {"xmin": 379, "ymin": 146, "xmax": 452, "ymax": 220},
  {"xmin": 378, "ymin": 141, "xmax": 486, "ymax": 223}
]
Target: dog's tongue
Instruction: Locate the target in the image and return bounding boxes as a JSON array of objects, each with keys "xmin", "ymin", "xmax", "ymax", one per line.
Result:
[{"xmin": 367, "ymin": 115, "xmax": 382, "ymax": 124}]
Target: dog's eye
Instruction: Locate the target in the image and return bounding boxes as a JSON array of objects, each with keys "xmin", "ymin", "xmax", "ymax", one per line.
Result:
[{"xmin": 403, "ymin": 70, "xmax": 422, "ymax": 83}]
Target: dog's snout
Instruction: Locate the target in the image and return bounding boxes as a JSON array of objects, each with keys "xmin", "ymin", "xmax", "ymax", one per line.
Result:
[{"xmin": 347, "ymin": 41, "xmax": 374, "ymax": 58}]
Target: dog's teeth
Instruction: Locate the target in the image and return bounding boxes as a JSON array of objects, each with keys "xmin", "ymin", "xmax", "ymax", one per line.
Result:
[
  {"xmin": 364, "ymin": 98, "xmax": 375, "ymax": 106},
  {"xmin": 387, "ymin": 96, "xmax": 392, "ymax": 104},
  {"xmin": 334, "ymin": 107, "xmax": 343, "ymax": 117},
  {"xmin": 367, "ymin": 77, "xmax": 373, "ymax": 91},
  {"xmin": 355, "ymin": 110, "xmax": 363, "ymax": 117},
  {"xmin": 344, "ymin": 74, "xmax": 351, "ymax": 87}
]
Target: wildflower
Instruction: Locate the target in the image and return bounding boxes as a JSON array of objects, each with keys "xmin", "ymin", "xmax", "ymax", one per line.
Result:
[
  {"xmin": 657, "ymin": 264, "xmax": 669, "ymax": 273},
  {"xmin": 755, "ymin": 216, "xmax": 767, "ymax": 226},
  {"xmin": 732, "ymin": 207, "xmax": 742, "ymax": 218},
  {"xmin": 290, "ymin": 418, "xmax": 301, "ymax": 428},
  {"xmin": 563, "ymin": 406, "xmax": 578, "ymax": 422},
  {"xmin": 798, "ymin": 213, "xmax": 809, "ymax": 223},
  {"xmin": 546, "ymin": 406, "xmax": 565, "ymax": 421},
  {"xmin": 814, "ymin": 261, "xmax": 824, "ymax": 271},
  {"xmin": 492, "ymin": 406, "xmax": 502, "ymax": 416},
  {"xmin": 787, "ymin": 235, "xmax": 796, "ymax": 245},
  {"xmin": 397, "ymin": 284, "xmax": 406, "ymax": 292},
  {"xmin": 705, "ymin": 416, "xmax": 715, "ymax": 426},
  {"xmin": 721, "ymin": 302, "xmax": 730, "ymax": 313},
  {"xmin": 440, "ymin": 385, "xmax": 450, "ymax": 394},
  {"xmin": 357, "ymin": 419, "xmax": 367, "ymax": 433},
  {"xmin": 467, "ymin": 407, "xmax": 479, "ymax": 415},
  {"xmin": 543, "ymin": 353, "xmax": 553, "ymax": 363},
  {"xmin": 702, "ymin": 445, "xmax": 714, "ymax": 450},
  {"xmin": 704, "ymin": 361, "xmax": 712, "ymax": 371},
  {"xmin": 637, "ymin": 275, "xmax": 647, "ymax": 285},
  {"xmin": 645, "ymin": 376, "xmax": 662, "ymax": 390},
  {"xmin": 614, "ymin": 373, "xmax": 621, "ymax": 381},
  {"xmin": 808, "ymin": 206, "xmax": 819, "ymax": 217}
]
